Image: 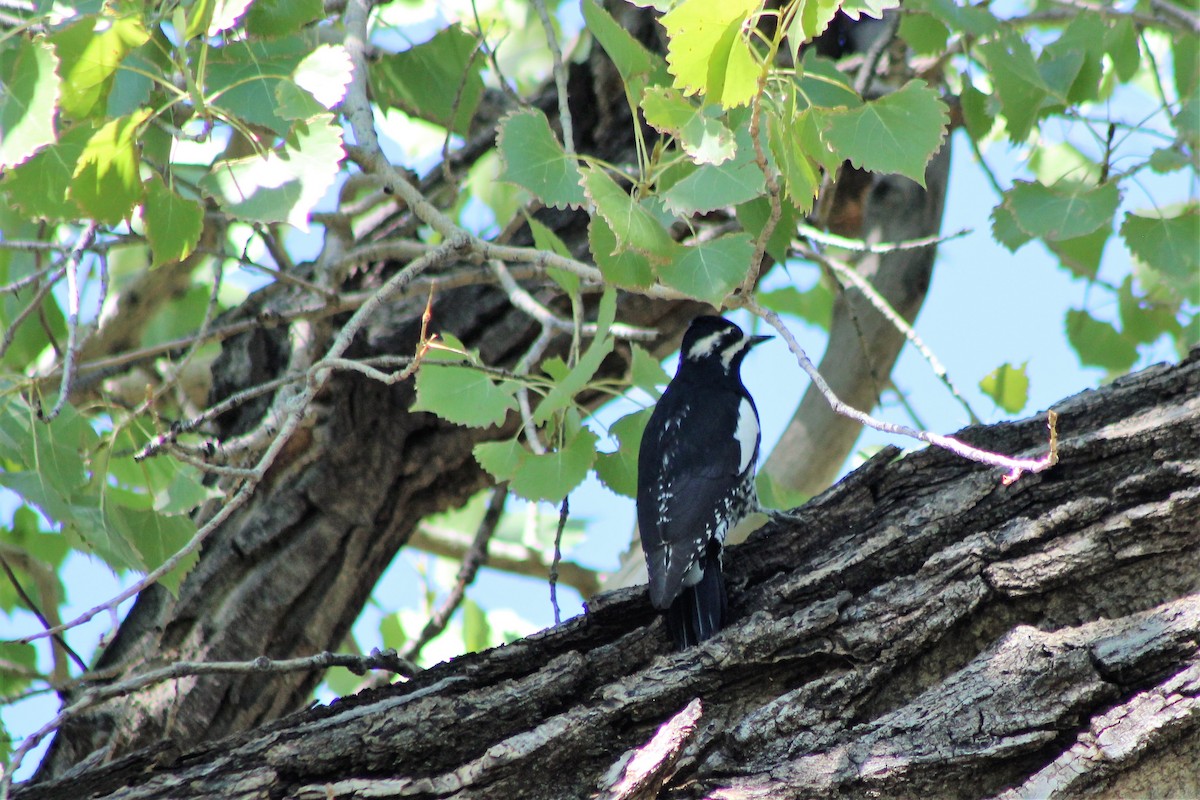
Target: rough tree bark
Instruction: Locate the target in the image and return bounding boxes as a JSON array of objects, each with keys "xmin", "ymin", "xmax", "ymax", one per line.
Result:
[{"xmin": 20, "ymin": 350, "xmax": 1200, "ymax": 799}]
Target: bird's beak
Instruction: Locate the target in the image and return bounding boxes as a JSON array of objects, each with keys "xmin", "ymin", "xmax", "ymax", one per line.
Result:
[{"xmin": 749, "ymin": 334, "xmax": 772, "ymax": 348}]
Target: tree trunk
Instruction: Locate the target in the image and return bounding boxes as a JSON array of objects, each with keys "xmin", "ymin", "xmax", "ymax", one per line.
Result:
[{"xmin": 20, "ymin": 349, "xmax": 1200, "ymax": 799}]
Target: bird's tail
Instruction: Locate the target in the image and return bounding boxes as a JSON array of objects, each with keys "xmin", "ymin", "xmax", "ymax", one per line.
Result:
[{"xmin": 666, "ymin": 545, "xmax": 727, "ymax": 650}]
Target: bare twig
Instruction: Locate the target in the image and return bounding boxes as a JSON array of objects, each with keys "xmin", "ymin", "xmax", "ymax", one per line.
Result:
[
  {"xmin": 0, "ymin": 554, "xmax": 86, "ymax": 675},
  {"xmin": 400, "ymin": 486, "xmax": 508, "ymax": 663},
  {"xmin": 796, "ymin": 223, "xmax": 972, "ymax": 254},
  {"xmin": 744, "ymin": 300, "xmax": 1059, "ymax": 482},
  {"xmin": 530, "ymin": 0, "xmax": 574, "ymax": 157},
  {"xmin": 42, "ymin": 223, "xmax": 99, "ymax": 423},
  {"xmin": 549, "ymin": 495, "xmax": 570, "ymax": 625},
  {"xmin": 410, "ymin": 523, "xmax": 600, "ymax": 597},
  {"xmin": 802, "ymin": 245, "xmax": 981, "ymax": 424}
]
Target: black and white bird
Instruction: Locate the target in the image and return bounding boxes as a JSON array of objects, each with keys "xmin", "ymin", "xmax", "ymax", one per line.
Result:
[{"xmin": 637, "ymin": 315, "xmax": 769, "ymax": 650}]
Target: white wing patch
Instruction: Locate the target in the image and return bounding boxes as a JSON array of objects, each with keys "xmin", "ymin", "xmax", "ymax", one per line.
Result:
[{"xmin": 735, "ymin": 398, "xmax": 759, "ymax": 473}]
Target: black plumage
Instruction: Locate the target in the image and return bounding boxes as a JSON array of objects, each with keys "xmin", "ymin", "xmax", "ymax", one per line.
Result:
[{"xmin": 637, "ymin": 316, "xmax": 768, "ymax": 649}]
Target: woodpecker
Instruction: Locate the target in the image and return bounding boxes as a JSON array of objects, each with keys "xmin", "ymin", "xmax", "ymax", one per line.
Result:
[{"xmin": 637, "ymin": 315, "xmax": 769, "ymax": 650}]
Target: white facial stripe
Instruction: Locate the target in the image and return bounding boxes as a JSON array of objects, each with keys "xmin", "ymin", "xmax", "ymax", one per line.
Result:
[
  {"xmin": 735, "ymin": 397, "xmax": 759, "ymax": 473},
  {"xmin": 686, "ymin": 330, "xmax": 725, "ymax": 361},
  {"xmin": 720, "ymin": 336, "xmax": 751, "ymax": 370}
]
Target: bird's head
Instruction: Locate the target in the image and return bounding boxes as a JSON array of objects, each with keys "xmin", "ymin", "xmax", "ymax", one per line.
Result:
[{"xmin": 680, "ymin": 315, "xmax": 770, "ymax": 374}]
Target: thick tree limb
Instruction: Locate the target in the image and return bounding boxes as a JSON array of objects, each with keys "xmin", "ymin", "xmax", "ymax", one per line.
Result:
[{"xmin": 18, "ymin": 350, "xmax": 1200, "ymax": 800}]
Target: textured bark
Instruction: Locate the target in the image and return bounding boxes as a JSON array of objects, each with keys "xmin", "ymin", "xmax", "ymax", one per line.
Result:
[{"xmin": 20, "ymin": 350, "xmax": 1200, "ymax": 800}]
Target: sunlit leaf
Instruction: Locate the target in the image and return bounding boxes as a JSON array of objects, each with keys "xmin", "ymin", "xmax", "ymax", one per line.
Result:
[
  {"xmin": 660, "ymin": 0, "xmax": 762, "ymax": 108},
  {"xmin": 0, "ymin": 36, "xmax": 59, "ymax": 169},
  {"xmin": 49, "ymin": 13, "xmax": 148, "ymax": 120},
  {"xmin": 143, "ymin": 176, "xmax": 204, "ymax": 268},
  {"xmin": 642, "ymin": 87, "xmax": 737, "ymax": 165},
  {"xmin": 68, "ymin": 110, "xmax": 150, "ymax": 225},
  {"xmin": 1, "ymin": 122, "xmax": 93, "ymax": 220},
  {"xmin": 979, "ymin": 362, "xmax": 1029, "ymax": 414}
]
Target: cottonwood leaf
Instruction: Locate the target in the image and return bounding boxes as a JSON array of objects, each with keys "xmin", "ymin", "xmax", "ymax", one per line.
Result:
[
  {"xmin": 588, "ymin": 215, "xmax": 655, "ymax": 289},
  {"xmin": 1003, "ymin": 180, "xmax": 1120, "ymax": 242},
  {"xmin": 143, "ymin": 177, "xmax": 204, "ymax": 268},
  {"xmin": 581, "ymin": 165, "xmax": 675, "ymax": 261},
  {"xmin": 658, "ymin": 233, "xmax": 752, "ymax": 304},
  {"xmin": 0, "ymin": 36, "xmax": 59, "ymax": 169},
  {"xmin": 413, "ymin": 364, "xmax": 518, "ymax": 428},
  {"xmin": 581, "ymin": 0, "xmax": 669, "ymax": 97},
  {"xmin": 660, "ymin": 0, "xmax": 762, "ymax": 109},
  {"xmin": 979, "ymin": 362, "xmax": 1029, "ymax": 414},
  {"xmin": 200, "ymin": 113, "xmax": 344, "ymax": 231},
  {"xmin": 823, "ymin": 80, "xmax": 948, "ymax": 186},
  {"xmin": 533, "ymin": 290, "xmax": 617, "ymax": 425},
  {"xmin": 1066, "ymin": 309, "xmax": 1138, "ymax": 373},
  {"xmin": 498, "ymin": 108, "xmax": 585, "ymax": 209},
  {"xmin": 2, "ymin": 122, "xmax": 93, "ymax": 220},
  {"xmin": 595, "ymin": 409, "xmax": 652, "ymax": 497},
  {"xmin": 642, "ymin": 86, "xmax": 736, "ymax": 165},
  {"xmin": 1120, "ymin": 208, "xmax": 1200, "ymax": 302},
  {"xmin": 371, "ymin": 25, "xmax": 484, "ymax": 136},
  {"xmin": 49, "ymin": 13, "xmax": 148, "ymax": 120},
  {"xmin": 509, "ymin": 427, "xmax": 599, "ymax": 503},
  {"xmin": 69, "ymin": 109, "xmax": 151, "ymax": 225}
]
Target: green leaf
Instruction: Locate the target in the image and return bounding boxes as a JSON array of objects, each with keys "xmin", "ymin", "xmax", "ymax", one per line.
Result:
[
  {"xmin": 629, "ymin": 344, "xmax": 669, "ymax": 394},
  {"xmin": 205, "ymin": 35, "xmax": 314, "ymax": 136},
  {"xmin": 840, "ymin": 0, "xmax": 900, "ymax": 20},
  {"xmin": 200, "ymin": 113, "xmax": 344, "ymax": 230},
  {"xmin": 989, "ymin": 203, "xmax": 1033, "ymax": 253},
  {"xmin": 498, "ymin": 108, "xmax": 585, "ymax": 210},
  {"xmin": 787, "ymin": 0, "xmax": 840, "ymax": 64},
  {"xmin": 292, "ymin": 44, "xmax": 353, "ymax": 110},
  {"xmin": 1, "ymin": 122, "xmax": 94, "ymax": 221},
  {"xmin": 660, "ymin": 0, "xmax": 762, "ymax": 109},
  {"xmin": 461, "ymin": 598, "xmax": 492, "ymax": 653},
  {"xmin": 0, "ymin": 640, "xmax": 37, "ymax": 696},
  {"xmin": 736, "ymin": 197, "xmax": 796, "ymax": 264},
  {"xmin": 898, "ymin": 12, "xmax": 949, "ymax": 56},
  {"xmin": 589, "ymin": 215, "xmax": 655, "ymax": 289},
  {"xmin": 413, "ymin": 364, "xmax": 518, "ymax": 428},
  {"xmin": 1003, "ymin": 180, "xmax": 1120, "ymax": 242},
  {"xmin": 959, "ymin": 78, "xmax": 994, "ymax": 142},
  {"xmin": 1065, "ymin": 308, "xmax": 1138, "ymax": 373},
  {"xmin": 143, "ymin": 176, "xmax": 205, "ymax": 268},
  {"xmin": 1120, "ymin": 208, "xmax": 1200, "ymax": 302},
  {"xmin": 527, "ymin": 218, "xmax": 579, "ymax": 294},
  {"xmin": 979, "ymin": 35, "xmax": 1049, "ymax": 142},
  {"xmin": 768, "ymin": 109, "xmax": 820, "ymax": 214},
  {"xmin": 660, "ymin": 154, "xmax": 765, "ymax": 216},
  {"xmin": 533, "ymin": 290, "xmax": 617, "ymax": 425},
  {"xmin": 642, "ymin": 87, "xmax": 737, "ymax": 165},
  {"xmin": 1048, "ymin": 226, "xmax": 1109, "ymax": 281},
  {"xmin": 979, "ymin": 362, "xmax": 1029, "ymax": 414},
  {"xmin": 822, "ymin": 80, "xmax": 949, "ymax": 186},
  {"xmin": 0, "ymin": 36, "xmax": 60, "ymax": 169},
  {"xmin": 582, "ymin": 0, "xmax": 670, "ymax": 97},
  {"xmin": 68, "ymin": 109, "xmax": 150, "ymax": 225},
  {"xmin": 758, "ymin": 282, "xmax": 833, "ymax": 329},
  {"xmin": 474, "ymin": 437, "xmax": 525, "ymax": 482},
  {"xmin": 581, "ymin": 165, "xmax": 675, "ymax": 261},
  {"xmin": 594, "ymin": 408, "xmax": 652, "ymax": 497},
  {"xmin": 246, "ymin": 0, "xmax": 324, "ymax": 37},
  {"xmin": 370, "ymin": 25, "xmax": 485, "ymax": 136},
  {"xmin": 509, "ymin": 427, "xmax": 598, "ymax": 503},
  {"xmin": 108, "ymin": 505, "xmax": 197, "ymax": 594},
  {"xmin": 658, "ymin": 232, "xmax": 753, "ymax": 304},
  {"xmin": 1118, "ymin": 275, "xmax": 1181, "ymax": 345},
  {"xmin": 49, "ymin": 13, "xmax": 149, "ymax": 120}
]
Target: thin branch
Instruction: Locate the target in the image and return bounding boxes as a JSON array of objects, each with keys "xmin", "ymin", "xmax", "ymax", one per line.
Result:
[
  {"xmin": 400, "ymin": 486, "xmax": 508, "ymax": 663},
  {"xmin": 796, "ymin": 223, "xmax": 972, "ymax": 254},
  {"xmin": 743, "ymin": 300, "xmax": 1059, "ymax": 483},
  {"xmin": 549, "ymin": 495, "xmax": 569, "ymax": 626},
  {"xmin": 0, "ymin": 554, "xmax": 86, "ymax": 674},
  {"xmin": 409, "ymin": 524, "xmax": 601, "ymax": 597},
  {"xmin": 530, "ymin": 0, "xmax": 574, "ymax": 157},
  {"xmin": 802, "ymin": 245, "xmax": 981, "ymax": 424},
  {"xmin": 42, "ymin": 223, "xmax": 98, "ymax": 423},
  {"xmin": 852, "ymin": 10, "xmax": 900, "ymax": 97},
  {"xmin": 742, "ymin": 70, "xmax": 781, "ymax": 298},
  {"xmin": 0, "ymin": 268, "xmax": 62, "ymax": 361}
]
